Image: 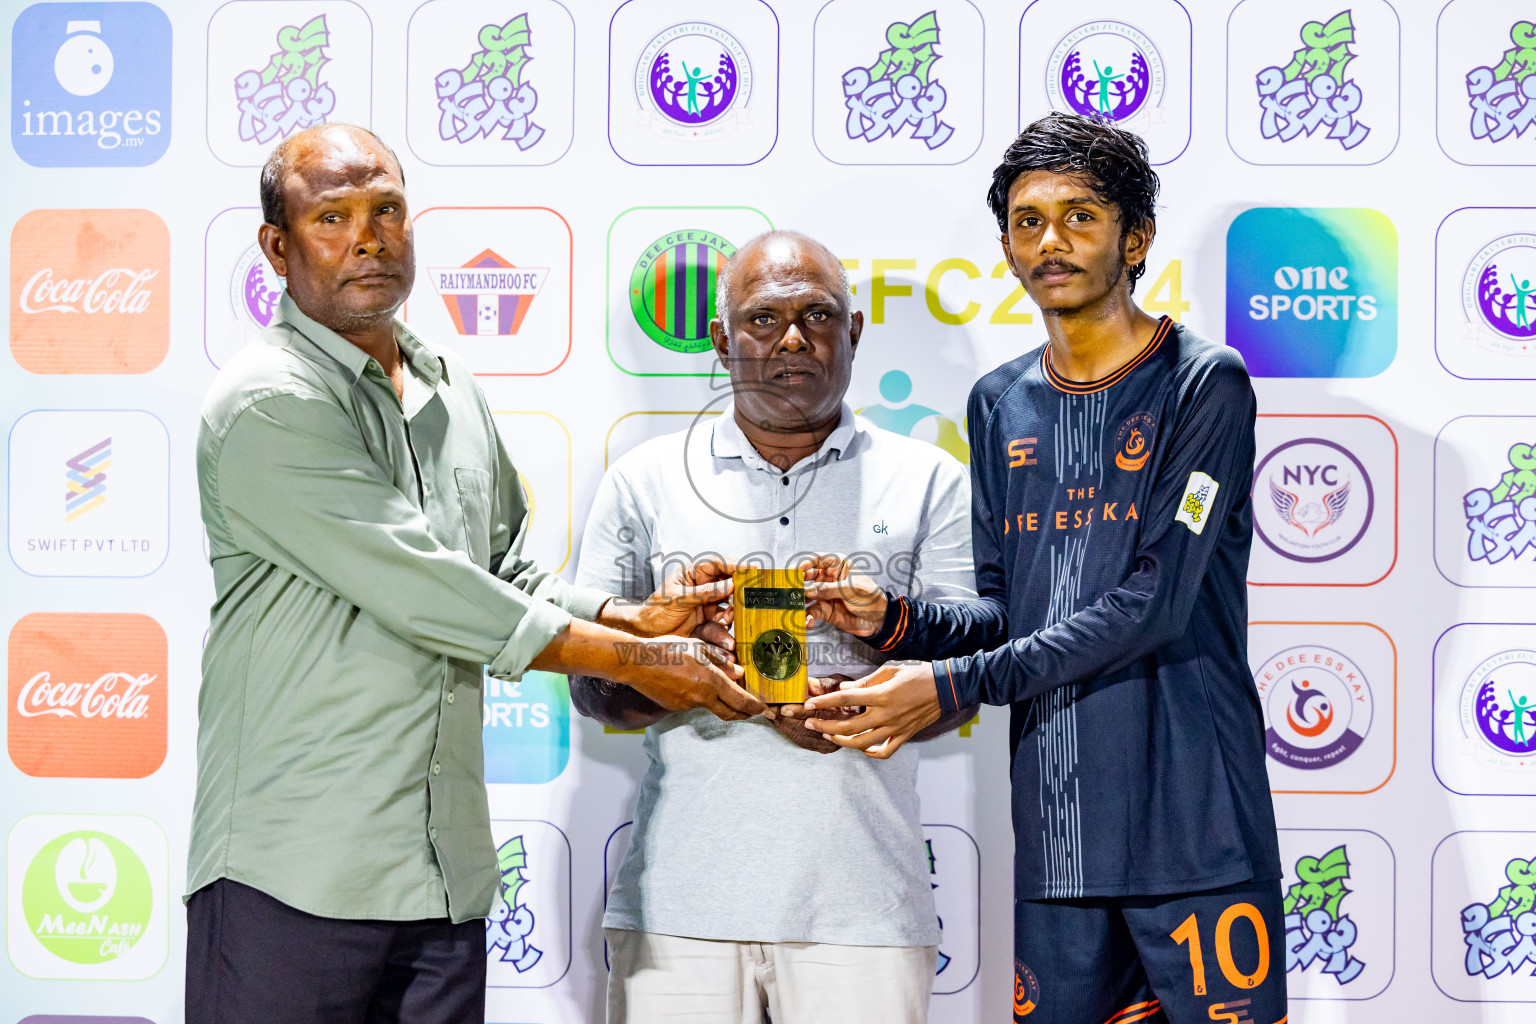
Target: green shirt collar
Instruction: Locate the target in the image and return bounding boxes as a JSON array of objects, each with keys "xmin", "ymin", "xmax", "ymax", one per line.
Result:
[{"xmin": 276, "ymin": 291, "xmax": 446, "ymax": 390}]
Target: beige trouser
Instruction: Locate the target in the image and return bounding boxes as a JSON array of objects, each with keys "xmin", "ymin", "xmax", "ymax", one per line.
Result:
[{"xmin": 605, "ymin": 928, "xmax": 937, "ymax": 1024}]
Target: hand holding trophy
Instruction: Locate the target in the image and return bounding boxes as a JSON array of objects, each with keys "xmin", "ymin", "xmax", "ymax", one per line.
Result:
[{"xmin": 800, "ymin": 554, "xmax": 888, "ymax": 637}]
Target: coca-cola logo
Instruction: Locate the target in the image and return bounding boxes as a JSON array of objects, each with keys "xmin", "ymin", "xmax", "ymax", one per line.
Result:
[
  {"xmin": 7, "ymin": 612, "xmax": 167, "ymax": 778},
  {"xmin": 15, "ymin": 671, "xmax": 155, "ymax": 720},
  {"xmin": 19, "ymin": 267, "xmax": 157, "ymax": 315}
]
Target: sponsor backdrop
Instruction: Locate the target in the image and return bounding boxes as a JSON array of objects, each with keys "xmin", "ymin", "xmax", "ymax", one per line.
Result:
[{"xmin": 1, "ymin": 1, "xmax": 1534, "ymax": 1021}]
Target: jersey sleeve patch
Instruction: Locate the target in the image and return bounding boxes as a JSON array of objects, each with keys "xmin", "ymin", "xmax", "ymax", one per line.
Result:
[{"xmin": 1175, "ymin": 471, "xmax": 1220, "ymax": 535}]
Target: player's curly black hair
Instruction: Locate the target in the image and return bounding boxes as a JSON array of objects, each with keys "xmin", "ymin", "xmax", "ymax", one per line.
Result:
[{"xmin": 985, "ymin": 112, "xmax": 1160, "ymax": 292}]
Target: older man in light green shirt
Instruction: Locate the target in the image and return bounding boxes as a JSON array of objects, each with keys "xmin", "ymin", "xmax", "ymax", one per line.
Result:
[{"xmin": 185, "ymin": 123, "xmax": 760, "ymax": 1024}]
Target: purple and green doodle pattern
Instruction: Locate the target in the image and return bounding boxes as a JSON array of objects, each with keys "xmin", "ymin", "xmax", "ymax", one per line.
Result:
[
  {"xmin": 1255, "ymin": 10, "xmax": 1369, "ymax": 150},
  {"xmin": 1284, "ymin": 845, "xmax": 1365, "ymax": 985},
  {"xmin": 841, "ymin": 12, "xmax": 953, "ymax": 149},
  {"xmin": 486, "ymin": 834, "xmax": 542, "ymax": 972},
  {"xmin": 1463, "ymin": 857, "xmax": 1536, "ymax": 980},
  {"xmin": 1463, "ymin": 443, "xmax": 1536, "ymax": 565},
  {"xmin": 234, "ymin": 15, "xmax": 335, "ymax": 145},
  {"xmin": 1466, "ymin": 21, "xmax": 1536, "ymax": 144},
  {"xmin": 435, "ymin": 15, "xmax": 544, "ymax": 149}
]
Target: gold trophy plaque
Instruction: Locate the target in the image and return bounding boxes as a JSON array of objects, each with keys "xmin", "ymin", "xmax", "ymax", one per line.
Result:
[{"xmin": 733, "ymin": 567, "xmax": 808, "ymax": 705}]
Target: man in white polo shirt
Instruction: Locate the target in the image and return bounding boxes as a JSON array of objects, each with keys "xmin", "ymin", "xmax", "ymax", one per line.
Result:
[{"xmin": 572, "ymin": 231, "xmax": 978, "ymax": 1023}]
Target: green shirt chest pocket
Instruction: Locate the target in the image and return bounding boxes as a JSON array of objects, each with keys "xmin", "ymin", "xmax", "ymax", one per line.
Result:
[{"xmin": 454, "ymin": 466, "xmax": 494, "ymax": 569}]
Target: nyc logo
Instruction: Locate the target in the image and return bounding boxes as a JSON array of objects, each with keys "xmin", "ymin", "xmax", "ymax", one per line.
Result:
[{"xmin": 11, "ymin": 3, "xmax": 171, "ymax": 166}]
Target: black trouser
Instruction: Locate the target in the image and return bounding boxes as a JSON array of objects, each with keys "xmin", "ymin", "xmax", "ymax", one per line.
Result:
[{"xmin": 186, "ymin": 879, "xmax": 485, "ymax": 1024}]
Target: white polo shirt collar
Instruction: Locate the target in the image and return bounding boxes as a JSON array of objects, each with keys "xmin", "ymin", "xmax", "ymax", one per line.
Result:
[{"xmin": 710, "ymin": 400, "xmax": 861, "ymax": 472}]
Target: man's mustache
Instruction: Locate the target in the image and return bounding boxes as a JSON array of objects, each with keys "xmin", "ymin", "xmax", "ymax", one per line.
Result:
[{"xmin": 1032, "ymin": 259, "xmax": 1085, "ymax": 278}]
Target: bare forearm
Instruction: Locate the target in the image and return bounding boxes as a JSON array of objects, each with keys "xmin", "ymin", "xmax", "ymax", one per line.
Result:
[
  {"xmin": 530, "ymin": 618, "xmax": 755, "ymax": 725},
  {"xmin": 569, "ymin": 673, "xmax": 669, "ymax": 730},
  {"xmin": 528, "ymin": 617, "xmax": 652, "ymax": 680},
  {"xmin": 592, "ymin": 596, "xmax": 642, "ymax": 634},
  {"xmin": 913, "ymin": 703, "xmax": 979, "ymax": 742}
]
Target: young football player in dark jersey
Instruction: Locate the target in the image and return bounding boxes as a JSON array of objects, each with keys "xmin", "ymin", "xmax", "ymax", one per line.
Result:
[{"xmin": 790, "ymin": 113, "xmax": 1286, "ymax": 1024}]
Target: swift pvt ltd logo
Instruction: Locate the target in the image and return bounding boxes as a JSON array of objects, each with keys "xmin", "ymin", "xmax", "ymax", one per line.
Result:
[
  {"xmin": 8, "ymin": 410, "xmax": 169, "ymax": 578},
  {"xmin": 64, "ymin": 438, "xmax": 110, "ymax": 522}
]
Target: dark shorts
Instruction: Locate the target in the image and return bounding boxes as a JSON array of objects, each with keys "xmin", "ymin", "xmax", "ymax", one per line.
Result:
[
  {"xmin": 1013, "ymin": 878, "xmax": 1288, "ymax": 1024},
  {"xmin": 185, "ymin": 878, "xmax": 486, "ymax": 1024}
]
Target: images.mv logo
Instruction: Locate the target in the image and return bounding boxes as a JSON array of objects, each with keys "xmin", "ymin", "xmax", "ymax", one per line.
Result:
[{"xmin": 11, "ymin": 3, "xmax": 171, "ymax": 166}]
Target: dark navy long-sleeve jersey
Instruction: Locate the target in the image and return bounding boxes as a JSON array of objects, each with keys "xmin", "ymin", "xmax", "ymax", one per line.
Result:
[{"xmin": 869, "ymin": 318, "xmax": 1281, "ymax": 900}]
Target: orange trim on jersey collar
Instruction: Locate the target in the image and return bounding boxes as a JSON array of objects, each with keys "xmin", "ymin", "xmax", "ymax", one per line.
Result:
[{"xmin": 1042, "ymin": 316, "xmax": 1172, "ymax": 395}]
